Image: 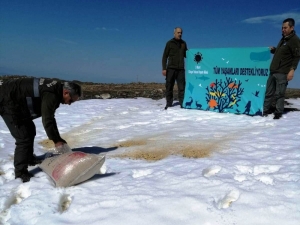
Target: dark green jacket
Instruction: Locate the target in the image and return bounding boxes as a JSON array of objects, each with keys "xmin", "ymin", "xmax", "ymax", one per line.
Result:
[
  {"xmin": 270, "ymin": 31, "xmax": 300, "ymax": 74},
  {"xmin": 162, "ymin": 38, "xmax": 188, "ymax": 70},
  {"xmin": 0, "ymin": 78, "xmax": 66, "ymax": 143}
]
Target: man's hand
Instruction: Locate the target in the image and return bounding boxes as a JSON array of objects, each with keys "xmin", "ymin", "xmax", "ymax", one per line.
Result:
[
  {"xmin": 162, "ymin": 70, "xmax": 167, "ymax": 76},
  {"xmin": 55, "ymin": 141, "xmax": 65, "ymax": 147},
  {"xmin": 269, "ymin": 46, "xmax": 276, "ymax": 54},
  {"xmin": 287, "ymin": 69, "xmax": 295, "ymax": 81},
  {"xmin": 54, "ymin": 142, "xmax": 72, "ymax": 154}
]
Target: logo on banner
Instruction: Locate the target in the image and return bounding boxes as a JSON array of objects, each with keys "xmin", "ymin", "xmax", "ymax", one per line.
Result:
[{"xmin": 194, "ymin": 52, "xmax": 203, "ymax": 64}]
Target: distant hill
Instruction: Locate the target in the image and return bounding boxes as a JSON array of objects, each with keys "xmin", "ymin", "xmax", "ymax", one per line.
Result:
[
  {"xmin": 1, "ymin": 75, "xmax": 299, "ymax": 101},
  {"xmin": 0, "ymin": 75, "xmax": 84, "ymax": 84}
]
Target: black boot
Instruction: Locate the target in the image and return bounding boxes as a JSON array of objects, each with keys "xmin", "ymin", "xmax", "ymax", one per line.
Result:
[
  {"xmin": 15, "ymin": 171, "xmax": 34, "ymax": 183},
  {"xmin": 273, "ymin": 113, "xmax": 282, "ymax": 119},
  {"xmin": 263, "ymin": 109, "xmax": 273, "ymax": 117},
  {"xmin": 164, "ymin": 103, "xmax": 173, "ymax": 110}
]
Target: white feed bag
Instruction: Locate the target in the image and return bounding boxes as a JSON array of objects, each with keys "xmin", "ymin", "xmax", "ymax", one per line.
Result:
[{"xmin": 40, "ymin": 151, "xmax": 105, "ymax": 187}]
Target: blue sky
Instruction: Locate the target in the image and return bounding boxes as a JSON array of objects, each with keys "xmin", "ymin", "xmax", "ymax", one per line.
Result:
[{"xmin": 1, "ymin": 0, "xmax": 300, "ymax": 88}]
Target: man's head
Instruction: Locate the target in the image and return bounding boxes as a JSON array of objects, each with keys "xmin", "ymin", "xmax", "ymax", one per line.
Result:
[
  {"xmin": 282, "ymin": 18, "xmax": 295, "ymax": 37},
  {"xmin": 62, "ymin": 82, "xmax": 82, "ymax": 105},
  {"xmin": 174, "ymin": 27, "xmax": 183, "ymax": 40}
]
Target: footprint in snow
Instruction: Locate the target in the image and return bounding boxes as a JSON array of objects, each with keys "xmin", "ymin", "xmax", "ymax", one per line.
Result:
[
  {"xmin": 132, "ymin": 169, "xmax": 153, "ymax": 178},
  {"xmin": 59, "ymin": 193, "xmax": 73, "ymax": 213},
  {"xmin": 235, "ymin": 165, "xmax": 253, "ymax": 174},
  {"xmin": 233, "ymin": 175, "xmax": 247, "ymax": 182},
  {"xmin": 253, "ymin": 165, "xmax": 281, "ymax": 175},
  {"xmin": 216, "ymin": 190, "xmax": 240, "ymax": 209},
  {"xmin": 202, "ymin": 165, "xmax": 222, "ymax": 178},
  {"xmin": 0, "ymin": 184, "xmax": 31, "ymax": 221},
  {"xmin": 255, "ymin": 175, "xmax": 274, "ymax": 185}
]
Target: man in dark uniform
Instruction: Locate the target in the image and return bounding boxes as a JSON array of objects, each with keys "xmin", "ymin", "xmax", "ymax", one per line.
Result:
[
  {"xmin": 0, "ymin": 77, "xmax": 82, "ymax": 182},
  {"xmin": 162, "ymin": 27, "xmax": 188, "ymax": 109},
  {"xmin": 263, "ymin": 18, "xmax": 300, "ymax": 119}
]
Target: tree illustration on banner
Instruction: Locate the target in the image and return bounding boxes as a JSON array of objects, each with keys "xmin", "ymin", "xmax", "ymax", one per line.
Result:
[{"xmin": 205, "ymin": 76, "xmax": 244, "ymax": 112}]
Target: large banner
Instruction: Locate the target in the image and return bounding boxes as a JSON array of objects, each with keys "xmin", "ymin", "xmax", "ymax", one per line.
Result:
[{"xmin": 182, "ymin": 47, "xmax": 271, "ymax": 116}]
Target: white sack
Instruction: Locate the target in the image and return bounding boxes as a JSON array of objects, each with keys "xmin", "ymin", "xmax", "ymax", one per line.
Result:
[{"xmin": 40, "ymin": 151, "xmax": 105, "ymax": 187}]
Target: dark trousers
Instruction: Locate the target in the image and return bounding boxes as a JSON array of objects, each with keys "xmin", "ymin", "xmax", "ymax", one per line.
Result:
[
  {"xmin": 165, "ymin": 69, "xmax": 186, "ymax": 106},
  {"xmin": 263, "ymin": 73, "xmax": 288, "ymax": 114},
  {"xmin": 1, "ymin": 114, "xmax": 36, "ymax": 177}
]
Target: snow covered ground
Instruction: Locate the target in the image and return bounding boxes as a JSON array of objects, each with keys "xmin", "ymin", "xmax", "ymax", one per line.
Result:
[{"xmin": 0, "ymin": 97, "xmax": 300, "ymax": 225}]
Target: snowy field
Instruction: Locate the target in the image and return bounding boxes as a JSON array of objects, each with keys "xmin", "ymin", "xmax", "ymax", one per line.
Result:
[{"xmin": 0, "ymin": 97, "xmax": 300, "ymax": 225}]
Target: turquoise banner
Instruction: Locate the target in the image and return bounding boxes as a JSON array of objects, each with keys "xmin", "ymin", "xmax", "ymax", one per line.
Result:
[{"xmin": 183, "ymin": 47, "xmax": 271, "ymax": 116}]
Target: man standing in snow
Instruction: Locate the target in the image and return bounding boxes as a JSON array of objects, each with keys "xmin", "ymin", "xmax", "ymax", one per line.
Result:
[
  {"xmin": 0, "ymin": 77, "xmax": 82, "ymax": 182},
  {"xmin": 263, "ymin": 18, "xmax": 300, "ymax": 119},
  {"xmin": 162, "ymin": 27, "xmax": 188, "ymax": 109}
]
